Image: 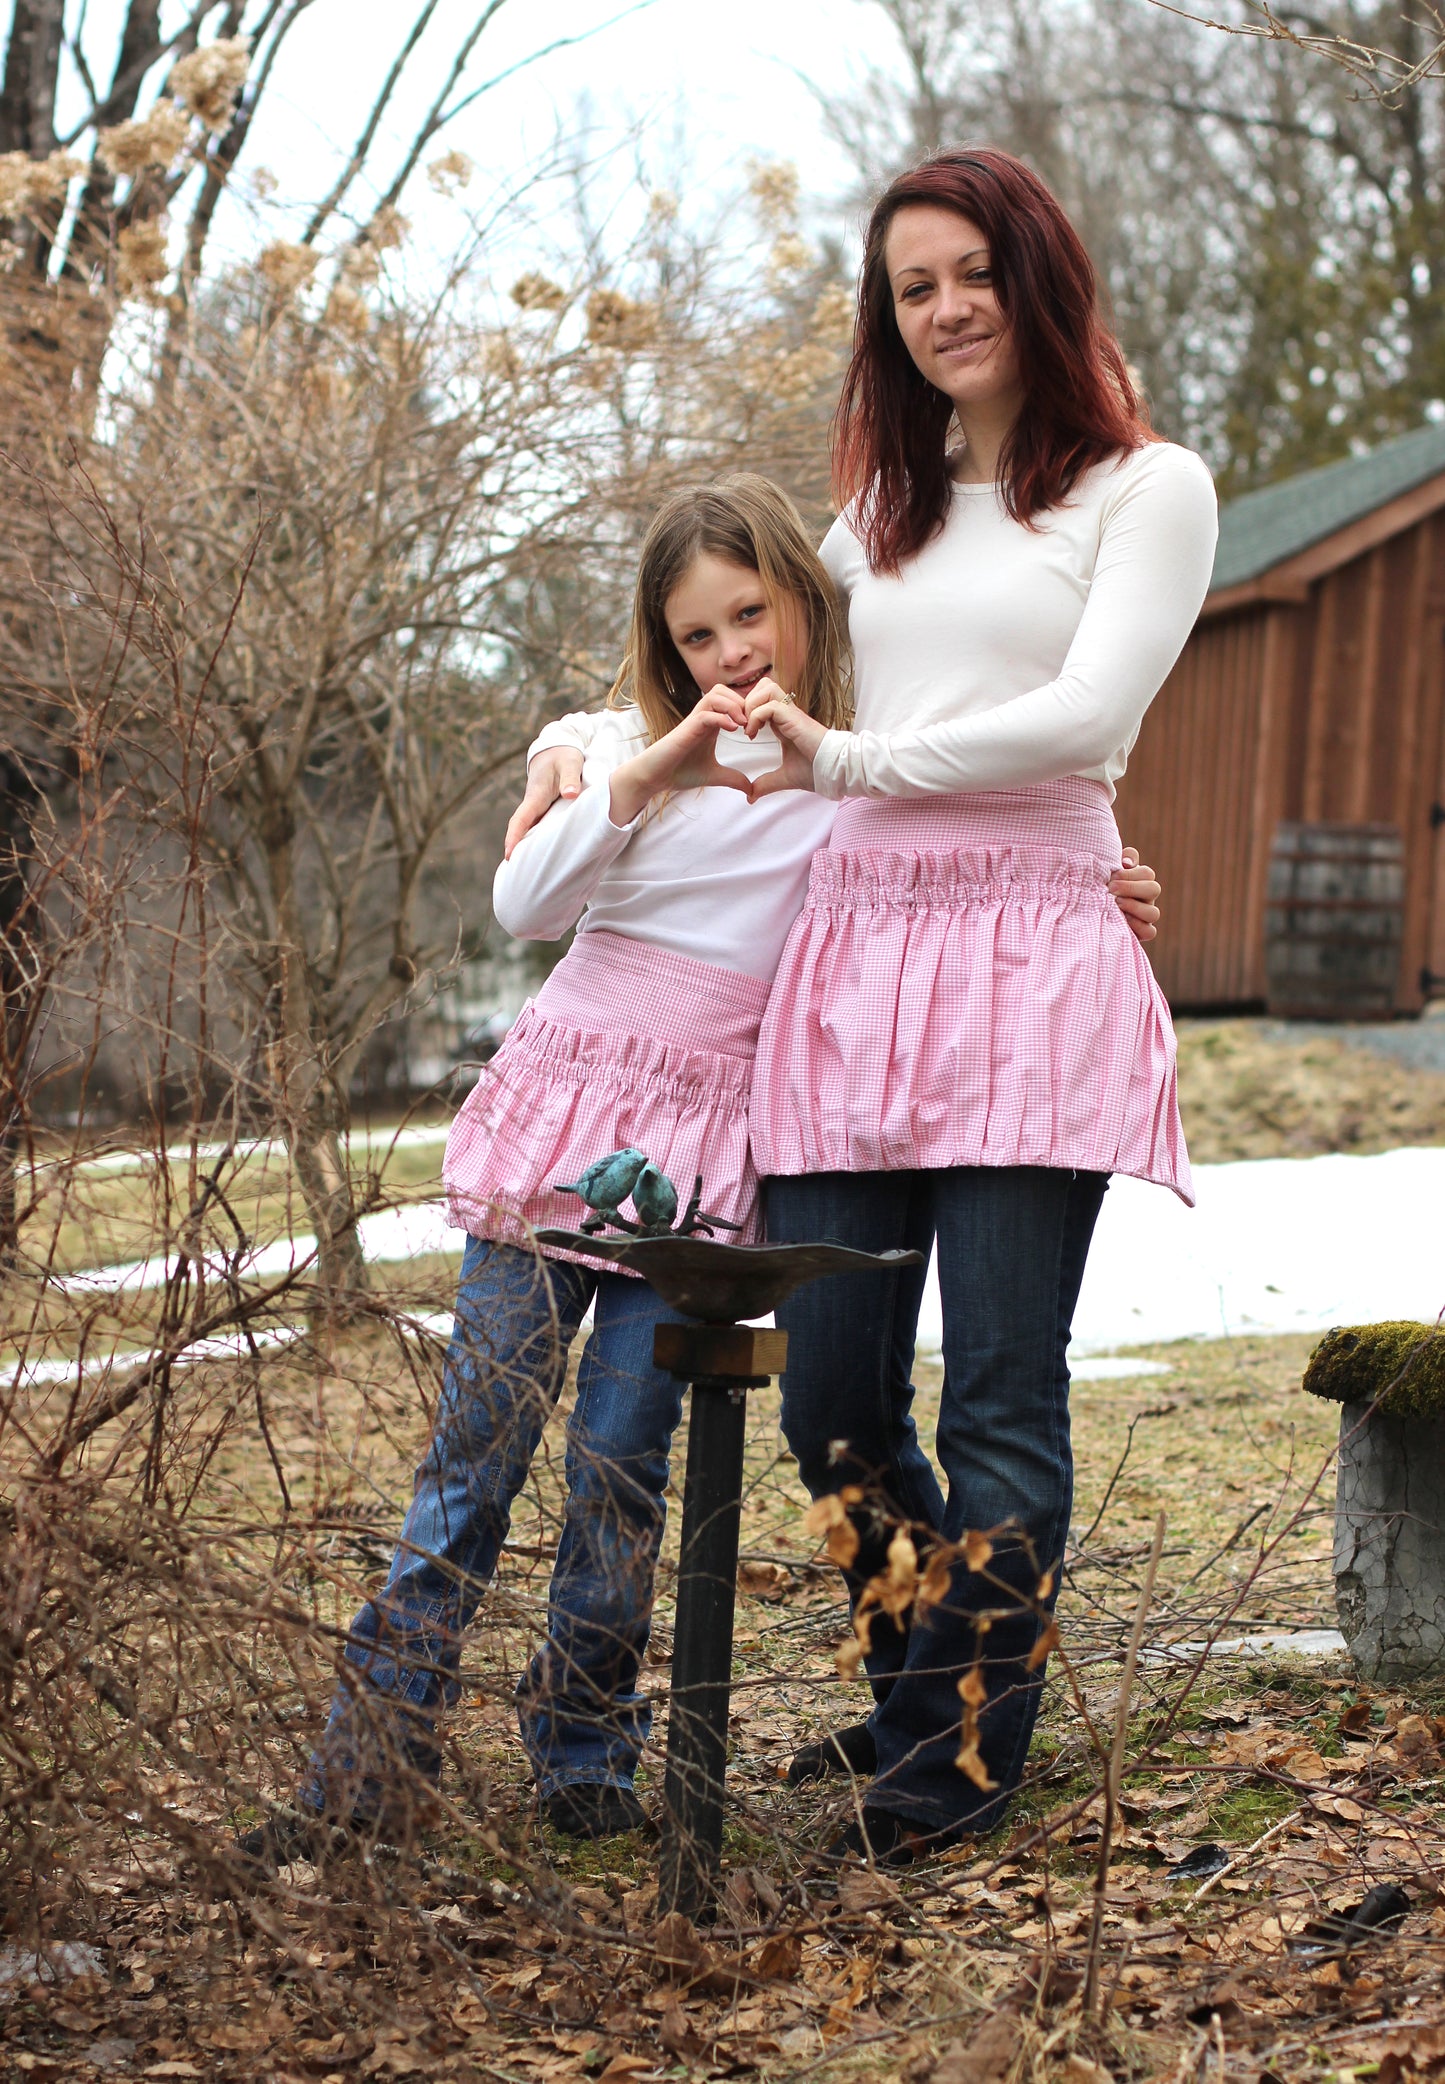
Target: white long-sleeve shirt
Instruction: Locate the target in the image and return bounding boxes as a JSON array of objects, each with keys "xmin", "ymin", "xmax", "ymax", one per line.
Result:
[
  {"xmin": 497, "ymin": 707, "xmax": 836, "ymax": 981},
  {"xmin": 813, "ymin": 441, "xmax": 1217, "ymax": 801}
]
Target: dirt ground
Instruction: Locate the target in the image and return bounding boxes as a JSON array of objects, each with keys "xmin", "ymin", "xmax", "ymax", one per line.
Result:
[{"xmin": 4, "ymin": 1020, "xmax": 1444, "ymax": 2082}]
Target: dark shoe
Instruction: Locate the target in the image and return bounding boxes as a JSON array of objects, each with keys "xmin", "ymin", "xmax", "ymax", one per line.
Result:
[
  {"xmin": 786, "ymin": 1721, "xmax": 877, "ymax": 1786},
  {"xmin": 542, "ymin": 1783, "xmax": 648, "ymax": 1840},
  {"xmin": 234, "ymin": 1805, "xmax": 350, "ymax": 1878},
  {"xmin": 822, "ymin": 1805, "xmax": 946, "ymax": 1870}
]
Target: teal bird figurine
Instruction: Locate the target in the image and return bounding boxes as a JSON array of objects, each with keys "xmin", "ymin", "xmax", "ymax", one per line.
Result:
[
  {"xmin": 630, "ymin": 1161, "xmax": 679, "ymax": 1234},
  {"xmin": 554, "ymin": 1147, "xmax": 649, "ymax": 1233}
]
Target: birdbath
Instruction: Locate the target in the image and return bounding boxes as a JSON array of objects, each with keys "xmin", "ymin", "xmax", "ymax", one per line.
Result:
[{"xmin": 537, "ymin": 1214, "xmax": 921, "ymax": 1920}]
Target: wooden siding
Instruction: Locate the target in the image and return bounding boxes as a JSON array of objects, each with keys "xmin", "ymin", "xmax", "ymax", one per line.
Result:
[{"xmin": 1116, "ymin": 508, "xmax": 1445, "ymax": 1011}]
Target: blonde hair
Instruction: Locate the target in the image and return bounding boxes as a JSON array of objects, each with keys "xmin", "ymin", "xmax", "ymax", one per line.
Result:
[{"xmin": 608, "ymin": 474, "xmax": 851, "ymax": 741}]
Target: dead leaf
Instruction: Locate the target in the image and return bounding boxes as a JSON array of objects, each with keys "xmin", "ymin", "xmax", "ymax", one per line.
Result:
[
  {"xmin": 1311, "ymin": 1793, "xmax": 1367, "ymax": 1822},
  {"xmin": 881, "ymin": 1529, "xmax": 918, "ymax": 1613},
  {"xmin": 659, "ymin": 2000, "xmax": 701, "ymax": 2058},
  {"xmin": 204, "ymin": 2023, "xmax": 269, "ymax": 2052},
  {"xmin": 956, "ymin": 1663, "xmax": 998, "ymax": 1790},
  {"xmin": 822, "ymin": 1955, "xmax": 875, "ymax": 2041},
  {"xmin": 963, "ymin": 1530, "xmax": 994, "ymax": 1572},
  {"xmin": 650, "ymin": 1911, "xmax": 711, "ymax": 1985},
  {"xmin": 598, "ymin": 2058, "xmax": 653, "ymax": 2080},
  {"xmin": 46, "ymin": 2005, "xmax": 98, "ymax": 2034},
  {"xmin": 804, "ymin": 1494, "xmax": 860, "ymax": 1568},
  {"xmin": 838, "ymin": 1869, "xmax": 900, "ymax": 1916},
  {"xmin": 753, "ymin": 1931, "xmax": 802, "ymax": 1980},
  {"xmin": 737, "ymin": 1559, "xmax": 791, "ymax": 1601},
  {"xmin": 362, "ymin": 2046, "xmax": 428, "ymax": 2078},
  {"xmin": 936, "ymin": 2014, "xmax": 1020, "ymax": 2084},
  {"xmin": 143, "ymin": 2067, "xmax": 203, "ymax": 2080},
  {"xmin": 1026, "ymin": 1619, "xmax": 1059, "ymax": 1672},
  {"xmin": 836, "ymin": 1631, "xmax": 867, "ymax": 1681},
  {"xmin": 1061, "ymin": 2058, "xmax": 1112, "ymax": 2084},
  {"xmin": 1395, "ymin": 1714, "xmax": 1438, "ymax": 1761}
]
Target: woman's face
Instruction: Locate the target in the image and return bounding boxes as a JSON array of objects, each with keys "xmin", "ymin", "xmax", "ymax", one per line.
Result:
[
  {"xmin": 883, "ymin": 204, "xmax": 1022, "ymax": 422},
  {"xmin": 664, "ymin": 555, "xmax": 803, "ymax": 699}
]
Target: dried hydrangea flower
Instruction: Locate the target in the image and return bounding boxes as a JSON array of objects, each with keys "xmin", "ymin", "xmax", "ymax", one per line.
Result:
[
  {"xmin": 117, "ymin": 218, "xmax": 170, "ymax": 297},
  {"xmin": 747, "ymin": 158, "xmax": 799, "ymax": 227},
  {"xmin": 324, "ymin": 283, "xmax": 370, "ymax": 336},
  {"xmin": 168, "ymin": 38, "xmax": 250, "ymax": 133},
  {"xmin": 98, "ymin": 99, "xmax": 192, "ymax": 177},
  {"xmin": 257, "ymin": 241, "xmax": 319, "ymax": 297},
  {"xmin": 510, "ymin": 272, "xmax": 567, "ymax": 313},
  {"xmin": 811, "ymin": 283, "xmax": 854, "ymax": 341},
  {"xmin": 768, "ymin": 233, "xmax": 813, "ymax": 277},
  {"xmin": 0, "ymin": 148, "xmax": 86, "ymax": 215},
  {"xmin": 585, "ymin": 288, "xmax": 656, "ymax": 350},
  {"xmin": 770, "ymin": 342, "xmax": 838, "ymax": 401},
  {"xmin": 426, "ymin": 149, "xmax": 473, "ymax": 195},
  {"xmin": 366, "ymin": 205, "xmax": 409, "ymax": 253}
]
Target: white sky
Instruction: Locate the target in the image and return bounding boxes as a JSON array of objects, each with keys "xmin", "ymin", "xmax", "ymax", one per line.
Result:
[{"xmin": 55, "ymin": 0, "xmax": 901, "ymax": 272}]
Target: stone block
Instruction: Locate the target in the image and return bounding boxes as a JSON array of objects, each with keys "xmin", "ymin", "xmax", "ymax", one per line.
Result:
[{"xmin": 1334, "ymin": 1400, "xmax": 1445, "ymax": 1681}]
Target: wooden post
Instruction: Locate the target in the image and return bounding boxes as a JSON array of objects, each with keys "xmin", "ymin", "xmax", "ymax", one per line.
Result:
[{"xmin": 653, "ymin": 1323, "xmax": 786, "ymax": 1921}]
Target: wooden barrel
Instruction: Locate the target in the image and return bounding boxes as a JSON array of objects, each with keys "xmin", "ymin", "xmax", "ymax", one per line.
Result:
[{"xmin": 1265, "ymin": 822, "xmax": 1405, "ymax": 1019}]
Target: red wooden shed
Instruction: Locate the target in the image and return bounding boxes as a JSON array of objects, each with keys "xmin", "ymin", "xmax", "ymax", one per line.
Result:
[{"xmin": 1114, "ymin": 422, "xmax": 1445, "ymax": 1014}]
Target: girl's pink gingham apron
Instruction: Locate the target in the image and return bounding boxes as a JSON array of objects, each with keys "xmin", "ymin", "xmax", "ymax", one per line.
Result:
[{"xmin": 444, "ymin": 928, "xmax": 771, "ymax": 1265}]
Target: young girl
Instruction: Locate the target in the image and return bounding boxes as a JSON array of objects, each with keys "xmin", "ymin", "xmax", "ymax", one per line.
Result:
[{"xmin": 245, "ymin": 475, "xmax": 1159, "ymax": 1866}]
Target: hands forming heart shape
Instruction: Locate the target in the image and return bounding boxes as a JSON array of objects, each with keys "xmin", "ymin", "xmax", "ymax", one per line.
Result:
[
  {"xmin": 642, "ymin": 680, "xmax": 824, "ymax": 803},
  {"xmin": 505, "ymin": 683, "xmax": 827, "ymax": 854}
]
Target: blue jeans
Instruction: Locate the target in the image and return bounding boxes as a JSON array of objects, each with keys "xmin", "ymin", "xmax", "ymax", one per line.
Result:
[
  {"xmin": 764, "ymin": 1165, "xmax": 1108, "ymax": 1835},
  {"xmin": 301, "ymin": 1236, "xmax": 689, "ymax": 1821}
]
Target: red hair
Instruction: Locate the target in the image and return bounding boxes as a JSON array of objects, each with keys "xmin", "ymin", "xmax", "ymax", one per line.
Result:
[{"xmin": 833, "ymin": 148, "xmax": 1151, "ymax": 573}]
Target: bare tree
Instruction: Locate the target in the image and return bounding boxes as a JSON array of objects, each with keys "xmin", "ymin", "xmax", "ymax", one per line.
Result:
[
  {"xmin": 1151, "ymin": 0, "xmax": 1445, "ymax": 96},
  {"xmin": 2, "ymin": 156, "xmax": 853, "ymax": 1307},
  {"xmin": 816, "ymin": 0, "xmax": 1445, "ymax": 490}
]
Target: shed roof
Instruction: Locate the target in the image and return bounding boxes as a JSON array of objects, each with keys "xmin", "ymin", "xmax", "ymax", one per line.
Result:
[{"xmin": 1211, "ymin": 420, "xmax": 1445, "ymax": 592}]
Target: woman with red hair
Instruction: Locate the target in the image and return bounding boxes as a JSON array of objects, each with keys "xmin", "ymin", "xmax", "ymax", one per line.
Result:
[{"xmin": 736, "ymin": 148, "xmax": 1216, "ymax": 1862}]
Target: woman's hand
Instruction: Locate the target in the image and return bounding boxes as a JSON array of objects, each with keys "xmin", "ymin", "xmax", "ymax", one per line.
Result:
[
  {"xmin": 607, "ymin": 686, "xmax": 750, "ymax": 826},
  {"xmin": 739, "ymin": 680, "xmax": 827, "ymax": 801},
  {"xmin": 1110, "ymin": 846, "xmax": 1162, "ymax": 944},
  {"xmin": 505, "ymin": 747, "xmax": 585, "ymax": 859}
]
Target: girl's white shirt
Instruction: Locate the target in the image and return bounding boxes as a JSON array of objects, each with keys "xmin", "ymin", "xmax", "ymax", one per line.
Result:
[
  {"xmin": 812, "ymin": 442, "xmax": 1218, "ymax": 801},
  {"xmin": 496, "ymin": 707, "xmax": 837, "ymax": 982},
  {"xmin": 530, "ymin": 446, "xmax": 1216, "ymax": 807}
]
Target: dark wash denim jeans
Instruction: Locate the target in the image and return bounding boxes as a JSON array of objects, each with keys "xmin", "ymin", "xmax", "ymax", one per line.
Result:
[
  {"xmin": 301, "ymin": 1235, "xmax": 689, "ymax": 1822},
  {"xmin": 764, "ymin": 1165, "xmax": 1108, "ymax": 1835}
]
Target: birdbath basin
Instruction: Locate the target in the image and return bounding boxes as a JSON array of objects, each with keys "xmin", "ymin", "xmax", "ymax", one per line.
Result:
[
  {"xmin": 538, "ymin": 1226, "xmax": 922, "ymax": 1919},
  {"xmin": 535, "ymin": 1231, "xmax": 921, "ymax": 1322}
]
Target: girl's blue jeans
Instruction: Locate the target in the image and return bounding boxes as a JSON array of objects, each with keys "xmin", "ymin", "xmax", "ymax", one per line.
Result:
[{"xmin": 300, "ymin": 1236, "xmax": 689, "ymax": 1822}]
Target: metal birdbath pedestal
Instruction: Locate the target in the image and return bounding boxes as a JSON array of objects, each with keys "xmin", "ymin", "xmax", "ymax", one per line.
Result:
[{"xmin": 538, "ymin": 1154, "xmax": 921, "ymax": 1921}]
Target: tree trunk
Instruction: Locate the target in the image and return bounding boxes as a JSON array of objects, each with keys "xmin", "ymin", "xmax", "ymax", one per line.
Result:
[
  {"xmin": 264, "ymin": 805, "xmax": 368, "ymax": 1319},
  {"xmin": 290, "ymin": 1082, "xmax": 368, "ymax": 1312},
  {"xmin": 0, "ymin": 754, "xmax": 40, "ymax": 1282}
]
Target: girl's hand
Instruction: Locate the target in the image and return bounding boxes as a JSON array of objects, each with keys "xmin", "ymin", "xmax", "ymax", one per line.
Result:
[
  {"xmin": 607, "ymin": 686, "xmax": 750, "ymax": 826},
  {"xmin": 505, "ymin": 747, "xmax": 585, "ymax": 858},
  {"xmin": 1110, "ymin": 846, "xmax": 1162, "ymax": 944},
  {"xmin": 739, "ymin": 680, "xmax": 826, "ymax": 801}
]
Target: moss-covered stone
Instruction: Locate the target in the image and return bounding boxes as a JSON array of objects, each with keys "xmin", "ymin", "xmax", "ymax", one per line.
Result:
[{"xmin": 1304, "ymin": 1322, "xmax": 1445, "ymax": 1418}]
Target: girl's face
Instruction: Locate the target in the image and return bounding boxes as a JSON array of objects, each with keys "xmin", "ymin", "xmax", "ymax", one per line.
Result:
[
  {"xmin": 663, "ymin": 553, "xmax": 804, "ymax": 701},
  {"xmin": 884, "ymin": 203, "xmax": 1022, "ymax": 422}
]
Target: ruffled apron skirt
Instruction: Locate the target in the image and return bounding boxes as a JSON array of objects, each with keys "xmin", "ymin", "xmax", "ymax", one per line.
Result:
[
  {"xmin": 750, "ymin": 779, "xmax": 1193, "ymax": 1204},
  {"xmin": 444, "ymin": 929, "xmax": 771, "ymax": 1267}
]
